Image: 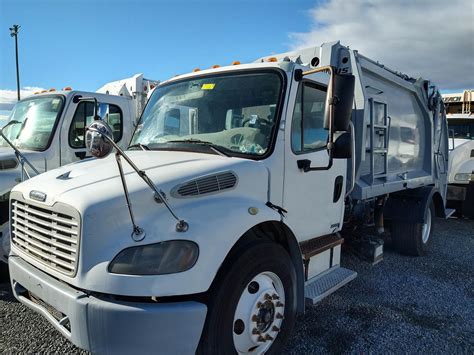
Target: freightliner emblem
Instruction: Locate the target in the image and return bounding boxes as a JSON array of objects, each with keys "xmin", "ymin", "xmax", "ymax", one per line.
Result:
[{"xmin": 29, "ymin": 190, "xmax": 47, "ymax": 202}]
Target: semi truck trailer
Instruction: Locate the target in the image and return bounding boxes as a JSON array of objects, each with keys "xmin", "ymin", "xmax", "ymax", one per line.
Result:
[
  {"xmin": 8, "ymin": 41, "xmax": 448, "ymax": 354},
  {"xmin": 0, "ymin": 74, "xmax": 158, "ymax": 262}
]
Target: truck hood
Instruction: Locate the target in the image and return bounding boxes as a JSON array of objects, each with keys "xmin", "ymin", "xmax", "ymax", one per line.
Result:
[{"xmin": 12, "ymin": 150, "xmax": 269, "ymax": 209}]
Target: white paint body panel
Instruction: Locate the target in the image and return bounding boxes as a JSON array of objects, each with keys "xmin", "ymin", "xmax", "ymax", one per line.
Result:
[{"xmin": 448, "ymin": 139, "xmax": 474, "ymax": 184}]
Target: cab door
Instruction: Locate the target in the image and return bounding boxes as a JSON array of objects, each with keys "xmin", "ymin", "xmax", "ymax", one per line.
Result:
[
  {"xmin": 60, "ymin": 98, "xmax": 126, "ymax": 165},
  {"xmin": 282, "ymin": 72, "xmax": 346, "ymax": 242}
]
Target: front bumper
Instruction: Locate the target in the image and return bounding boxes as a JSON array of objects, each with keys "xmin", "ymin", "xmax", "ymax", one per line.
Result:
[{"xmin": 9, "ymin": 255, "xmax": 207, "ymax": 354}]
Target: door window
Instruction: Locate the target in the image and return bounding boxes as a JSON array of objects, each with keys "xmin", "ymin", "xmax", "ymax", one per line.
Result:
[
  {"xmin": 69, "ymin": 102, "xmax": 123, "ymax": 148},
  {"xmin": 291, "ymin": 83, "xmax": 328, "ymax": 153}
]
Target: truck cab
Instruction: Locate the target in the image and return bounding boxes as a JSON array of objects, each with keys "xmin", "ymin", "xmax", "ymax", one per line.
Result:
[
  {"xmin": 0, "ymin": 74, "xmax": 158, "ymax": 262},
  {"xmin": 443, "ymin": 90, "xmax": 474, "ymax": 218}
]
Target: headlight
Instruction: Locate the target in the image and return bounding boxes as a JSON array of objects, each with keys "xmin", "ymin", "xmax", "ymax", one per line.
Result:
[
  {"xmin": 454, "ymin": 173, "xmax": 473, "ymax": 182},
  {"xmin": 108, "ymin": 240, "xmax": 199, "ymax": 275}
]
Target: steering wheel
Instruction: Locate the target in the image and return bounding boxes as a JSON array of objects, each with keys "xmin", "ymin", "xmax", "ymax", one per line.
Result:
[{"xmin": 242, "ymin": 116, "xmax": 273, "ymax": 128}]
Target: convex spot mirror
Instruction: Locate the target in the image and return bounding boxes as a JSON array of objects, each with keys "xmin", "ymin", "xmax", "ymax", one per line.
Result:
[
  {"xmin": 85, "ymin": 121, "xmax": 114, "ymax": 158},
  {"xmin": 332, "ymin": 74, "xmax": 355, "ymax": 131}
]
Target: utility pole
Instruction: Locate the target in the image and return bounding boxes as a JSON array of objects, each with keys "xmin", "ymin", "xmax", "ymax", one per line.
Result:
[{"xmin": 9, "ymin": 24, "xmax": 21, "ymax": 101}]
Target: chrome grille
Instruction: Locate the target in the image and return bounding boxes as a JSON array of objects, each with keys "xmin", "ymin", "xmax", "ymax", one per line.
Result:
[
  {"xmin": 174, "ymin": 171, "xmax": 238, "ymax": 197},
  {"xmin": 11, "ymin": 200, "xmax": 80, "ymax": 276}
]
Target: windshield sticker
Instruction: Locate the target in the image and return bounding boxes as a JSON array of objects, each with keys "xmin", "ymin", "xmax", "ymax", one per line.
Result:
[{"xmin": 201, "ymin": 83, "xmax": 215, "ymax": 90}]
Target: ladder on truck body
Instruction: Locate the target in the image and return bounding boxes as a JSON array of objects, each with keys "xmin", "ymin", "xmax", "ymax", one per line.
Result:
[{"xmin": 365, "ymin": 98, "xmax": 391, "ymax": 184}]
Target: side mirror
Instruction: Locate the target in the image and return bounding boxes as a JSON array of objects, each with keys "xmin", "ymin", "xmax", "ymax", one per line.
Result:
[
  {"xmin": 333, "ymin": 131, "xmax": 352, "ymax": 159},
  {"xmin": 332, "ymin": 74, "xmax": 355, "ymax": 131},
  {"xmin": 85, "ymin": 121, "xmax": 114, "ymax": 159}
]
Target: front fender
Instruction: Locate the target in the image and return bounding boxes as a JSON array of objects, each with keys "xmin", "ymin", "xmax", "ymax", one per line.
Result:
[{"xmin": 76, "ymin": 195, "xmax": 283, "ymax": 297}]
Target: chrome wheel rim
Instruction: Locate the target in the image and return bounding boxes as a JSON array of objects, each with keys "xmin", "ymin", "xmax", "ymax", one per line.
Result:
[
  {"xmin": 422, "ymin": 207, "xmax": 432, "ymax": 244},
  {"xmin": 233, "ymin": 271, "xmax": 285, "ymax": 354}
]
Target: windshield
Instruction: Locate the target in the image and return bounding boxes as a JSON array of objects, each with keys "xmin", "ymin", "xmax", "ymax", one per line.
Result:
[
  {"xmin": 131, "ymin": 71, "xmax": 283, "ymax": 157},
  {"xmin": 0, "ymin": 95, "xmax": 64, "ymax": 151},
  {"xmin": 448, "ymin": 120, "xmax": 474, "ymax": 140}
]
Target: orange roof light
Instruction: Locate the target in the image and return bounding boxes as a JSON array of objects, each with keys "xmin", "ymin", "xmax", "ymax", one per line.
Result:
[
  {"xmin": 232, "ymin": 61, "xmax": 241, "ymax": 65},
  {"xmin": 212, "ymin": 65, "xmax": 220, "ymax": 69},
  {"xmin": 34, "ymin": 92, "xmax": 39, "ymax": 95},
  {"xmin": 193, "ymin": 68, "xmax": 201, "ymax": 72},
  {"xmin": 267, "ymin": 57, "xmax": 278, "ymax": 62},
  {"xmin": 63, "ymin": 86, "xmax": 72, "ymax": 91},
  {"xmin": 41, "ymin": 90, "xmax": 47, "ymax": 93},
  {"xmin": 48, "ymin": 88, "xmax": 56, "ymax": 92}
]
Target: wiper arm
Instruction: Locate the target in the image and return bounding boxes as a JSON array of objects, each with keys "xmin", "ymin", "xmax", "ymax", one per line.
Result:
[
  {"xmin": 0, "ymin": 120, "xmax": 39, "ymax": 179},
  {"xmin": 166, "ymin": 139, "xmax": 230, "ymax": 157},
  {"xmin": 128, "ymin": 143, "xmax": 150, "ymax": 151}
]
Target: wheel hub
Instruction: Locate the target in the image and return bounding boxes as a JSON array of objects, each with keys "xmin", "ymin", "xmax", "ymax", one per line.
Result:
[
  {"xmin": 256, "ymin": 300, "xmax": 275, "ymax": 332},
  {"xmin": 233, "ymin": 272, "xmax": 285, "ymax": 354}
]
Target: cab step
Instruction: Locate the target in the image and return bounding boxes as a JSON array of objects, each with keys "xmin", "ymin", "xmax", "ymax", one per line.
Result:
[{"xmin": 304, "ymin": 266, "xmax": 357, "ymax": 305}]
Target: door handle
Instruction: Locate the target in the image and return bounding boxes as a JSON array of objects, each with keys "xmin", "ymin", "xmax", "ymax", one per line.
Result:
[
  {"xmin": 333, "ymin": 175, "xmax": 344, "ymax": 203},
  {"xmin": 75, "ymin": 151, "xmax": 87, "ymax": 160},
  {"xmin": 297, "ymin": 159, "xmax": 311, "ymax": 172}
]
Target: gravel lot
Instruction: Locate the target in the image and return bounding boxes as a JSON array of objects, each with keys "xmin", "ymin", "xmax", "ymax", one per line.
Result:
[{"xmin": 1, "ymin": 218, "xmax": 473, "ymax": 353}]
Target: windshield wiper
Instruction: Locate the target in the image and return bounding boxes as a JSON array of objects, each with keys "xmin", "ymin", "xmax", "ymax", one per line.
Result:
[
  {"xmin": 0, "ymin": 119, "xmax": 39, "ymax": 179},
  {"xmin": 166, "ymin": 139, "xmax": 231, "ymax": 157},
  {"xmin": 128, "ymin": 143, "xmax": 150, "ymax": 151}
]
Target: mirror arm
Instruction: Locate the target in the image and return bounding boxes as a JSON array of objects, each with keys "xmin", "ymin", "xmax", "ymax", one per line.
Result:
[
  {"xmin": 86, "ymin": 126, "xmax": 189, "ymax": 233},
  {"xmin": 115, "ymin": 152, "xmax": 145, "ymax": 241}
]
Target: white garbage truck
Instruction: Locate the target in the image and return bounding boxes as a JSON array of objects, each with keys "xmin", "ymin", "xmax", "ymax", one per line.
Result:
[
  {"xmin": 443, "ymin": 90, "xmax": 474, "ymax": 218},
  {"xmin": 8, "ymin": 42, "xmax": 448, "ymax": 354},
  {"xmin": 0, "ymin": 74, "xmax": 159, "ymax": 262}
]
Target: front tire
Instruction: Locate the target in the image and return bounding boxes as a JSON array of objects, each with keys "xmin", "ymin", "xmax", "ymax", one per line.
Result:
[
  {"xmin": 391, "ymin": 200, "xmax": 435, "ymax": 256},
  {"xmin": 198, "ymin": 241, "xmax": 297, "ymax": 354}
]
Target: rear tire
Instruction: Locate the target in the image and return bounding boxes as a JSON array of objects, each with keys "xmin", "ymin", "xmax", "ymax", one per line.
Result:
[
  {"xmin": 391, "ymin": 200, "xmax": 435, "ymax": 256},
  {"xmin": 197, "ymin": 241, "xmax": 297, "ymax": 354}
]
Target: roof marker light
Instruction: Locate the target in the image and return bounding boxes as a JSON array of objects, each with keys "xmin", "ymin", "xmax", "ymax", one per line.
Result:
[
  {"xmin": 41, "ymin": 90, "xmax": 47, "ymax": 93},
  {"xmin": 193, "ymin": 68, "xmax": 201, "ymax": 72},
  {"xmin": 63, "ymin": 86, "xmax": 72, "ymax": 91},
  {"xmin": 232, "ymin": 61, "xmax": 241, "ymax": 65},
  {"xmin": 48, "ymin": 88, "xmax": 56, "ymax": 92},
  {"xmin": 212, "ymin": 65, "xmax": 220, "ymax": 69},
  {"xmin": 267, "ymin": 57, "xmax": 278, "ymax": 62},
  {"xmin": 34, "ymin": 92, "xmax": 39, "ymax": 95}
]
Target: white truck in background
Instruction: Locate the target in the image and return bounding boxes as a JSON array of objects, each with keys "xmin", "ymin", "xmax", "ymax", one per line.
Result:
[
  {"xmin": 0, "ymin": 74, "xmax": 159, "ymax": 262},
  {"xmin": 8, "ymin": 42, "xmax": 448, "ymax": 354},
  {"xmin": 443, "ymin": 90, "xmax": 474, "ymax": 218}
]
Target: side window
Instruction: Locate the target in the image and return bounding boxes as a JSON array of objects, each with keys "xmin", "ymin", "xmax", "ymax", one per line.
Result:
[
  {"xmin": 69, "ymin": 102, "xmax": 123, "ymax": 148},
  {"xmin": 291, "ymin": 83, "xmax": 328, "ymax": 153},
  {"xmin": 106, "ymin": 105, "xmax": 123, "ymax": 142}
]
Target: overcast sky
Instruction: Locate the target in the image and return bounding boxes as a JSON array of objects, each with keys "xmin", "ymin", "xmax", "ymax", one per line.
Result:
[
  {"xmin": 290, "ymin": 0, "xmax": 474, "ymax": 90},
  {"xmin": 1, "ymin": 0, "xmax": 472, "ymax": 109}
]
